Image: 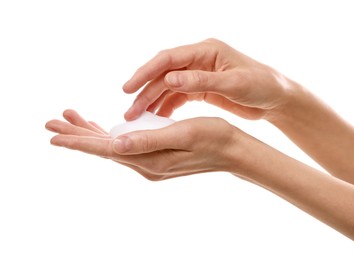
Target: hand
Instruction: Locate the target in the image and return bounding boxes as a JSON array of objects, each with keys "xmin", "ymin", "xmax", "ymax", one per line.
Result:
[
  {"xmin": 45, "ymin": 109, "xmax": 240, "ymax": 181},
  {"xmin": 123, "ymin": 38, "xmax": 293, "ymax": 121}
]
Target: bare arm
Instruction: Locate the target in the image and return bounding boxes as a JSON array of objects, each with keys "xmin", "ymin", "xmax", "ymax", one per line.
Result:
[
  {"xmin": 227, "ymin": 128, "xmax": 354, "ymax": 240},
  {"xmin": 266, "ymin": 81, "xmax": 354, "ymax": 184}
]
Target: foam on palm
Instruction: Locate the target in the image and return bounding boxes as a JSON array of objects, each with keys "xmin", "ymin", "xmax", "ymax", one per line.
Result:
[{"xmin": 110, "ymin": 111, "xmax": 175, "ymax": 138}]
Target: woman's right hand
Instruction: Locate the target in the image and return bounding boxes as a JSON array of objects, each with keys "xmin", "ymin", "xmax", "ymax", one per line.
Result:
[
  {"xmin": 124, "ymin": 38, "xmax": 354, "ymax": 183},
  {"xmin": 123, "ymin": 38, "xmax": 295, "ymax": 121}
]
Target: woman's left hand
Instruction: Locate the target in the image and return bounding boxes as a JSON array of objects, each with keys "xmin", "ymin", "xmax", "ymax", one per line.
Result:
[{"xmin": 45, "ymin": 109, "xmax": 241, "ymax": 181}]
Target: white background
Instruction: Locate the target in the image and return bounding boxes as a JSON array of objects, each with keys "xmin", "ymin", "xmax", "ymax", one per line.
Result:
[{"xmin": 1, "ymin": 0, "xmax": 353, "ymax": 259}]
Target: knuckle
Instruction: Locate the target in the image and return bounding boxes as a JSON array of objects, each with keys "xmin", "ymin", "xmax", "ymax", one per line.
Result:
[
  {"xmin": 203, "ymin": 38, "xmax": 227, "ymax": 49},
  {"xmin": 156, "ymin": 49, "xmax": 173, "ymax": 68},
  {"xmin": 140, "ymin": 135, "xmax": 150, "ymax": 153},
  {"xmin": 101, "ymin": 140, "xmax": 114, "ymax": 158},
  {"xmin": 135, "ymin": 65, "xmax": 152, "ymax": 80},
  {"xmin": 203, "ymin": 37, "xmax": 218, "ymax": 44},
  {"xmin": 140, "ymin": 134, "xmax": 158, "ymax": 153},
  {"xmin": 136, "ymin": 92, "xmax": 153, "ymax": 107},
  {"xmin": 156, "ymin": 48, "xmax": 168, "ymax": 55},
  {"xmin": 191, "ymin": 71, "xmax": 207, "ymax": 89}
]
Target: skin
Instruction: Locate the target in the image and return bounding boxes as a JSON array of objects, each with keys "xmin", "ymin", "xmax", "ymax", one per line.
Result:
[{"xmin": 46, "ymin": 38, "xmax": 354, "ymax": 240}]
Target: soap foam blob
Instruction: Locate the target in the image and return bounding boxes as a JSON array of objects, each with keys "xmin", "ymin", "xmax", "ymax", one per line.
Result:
[{"xmin": 110, "ymin": 111, "xmax": 175, "ymax": 138}]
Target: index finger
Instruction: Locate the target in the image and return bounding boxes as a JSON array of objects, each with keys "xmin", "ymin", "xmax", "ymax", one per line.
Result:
[{"xmin": 122, "ymin": 43, "xmax": 199, "ymax": 94}]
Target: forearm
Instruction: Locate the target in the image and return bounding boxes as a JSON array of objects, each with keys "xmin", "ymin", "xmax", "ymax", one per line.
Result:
[
  {"xmin": 266, "ymin": 80, "xmax": 354, "ymax": 184},
  {"xmin": 227, "ymin": 133, "xmax": 354, "ymax": 240}
]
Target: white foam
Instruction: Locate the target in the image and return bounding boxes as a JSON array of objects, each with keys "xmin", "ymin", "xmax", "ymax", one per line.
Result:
[{"xmin": 109, "ymin": 111, "xmax": 175, "ymax": 138}]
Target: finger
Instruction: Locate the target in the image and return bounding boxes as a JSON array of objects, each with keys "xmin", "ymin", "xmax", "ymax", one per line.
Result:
[
  {"xmin": 46, "ymin": 120, "xmax": 108, "ymax": 138},
  {"xmin": 50, "ymin": 134, "xmax": 152, "ymax": 167},
  {"xmin": 156, "ymin": 93, "xmax": 189, "ymax": 117},
  {"xmin": 124, "ymin": 75, "xmax": 168, "ymax": 121},
  {"xmin": 50, "ymin": 134, "xmax": 188, "ymax": 179},
  {"xmin": 112, "ymin": 122, "xmax": 190, "ymax": 155},
  {"xmin": 88, "ymin": 121, "xmax": 108, "ymax": 135},
  {"xmin": 165, "ymin": 69, "xmax": 248, "ymax": 97},
  {"xmin": 122, "ymin": 42, "xmax": 205, "ymax": 94},
  {"xmin": 51, "ymin": 135, "xmax": 115, "ymax": 158},
  {"xmin": 146, "ymin": 90, "xmax": 170, "ymax": 114},
  {"xmin": 151, "ymin": 91, "xmax": 209, "ymax": 118},
  {"xmin": 63, "ymin": 109, "xmax": 107, "ymax": 135},
  {"xmin": 124, "ymin": 69, "xmax": 247, "ymax": 120}
]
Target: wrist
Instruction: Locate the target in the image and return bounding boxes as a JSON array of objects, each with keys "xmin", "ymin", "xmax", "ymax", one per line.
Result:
[
  {"xmin": 264, "ymin": 75, "xmax": 310, "ymax": 127},
  {"xmin": 225, "ymin": 128, "xmax": 295, "ymax": 186},
  {"xmin": 222, "ymin": 126, "xmax": 265, "ymax": 180}
]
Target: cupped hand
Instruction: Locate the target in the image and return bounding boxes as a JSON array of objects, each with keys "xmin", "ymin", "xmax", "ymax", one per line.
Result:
[
  {"xmin": 45, "ymin": 109, "xmax": 240, "ymax": 181},
  {"xmin": 123, "ymin": 38, "xmax": 293, "ymax": 121}
]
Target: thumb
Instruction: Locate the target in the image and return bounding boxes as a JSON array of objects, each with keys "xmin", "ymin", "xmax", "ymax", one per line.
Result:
[
  {"xmin": 112, "ymin": 125, "xmax": 182, "ymax": 155},
  {"xmin": 165, "ymin": 70, "xmax": 240, "ymax": 95}
]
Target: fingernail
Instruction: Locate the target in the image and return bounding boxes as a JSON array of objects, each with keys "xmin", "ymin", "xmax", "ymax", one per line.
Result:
[
  {"xmin": 166, "ymin": 73, "xmax": 182, "ymax": 88},
  {"xmin": 113, "ymin": 136, "xmax": 132, "ymax": 153}
]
